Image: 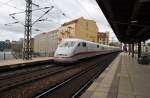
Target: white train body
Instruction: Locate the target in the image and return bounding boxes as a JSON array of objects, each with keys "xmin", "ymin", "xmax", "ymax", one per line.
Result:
[{"xmin": 54, "ymin": 38, "xmax": 120, "ymax": 63}]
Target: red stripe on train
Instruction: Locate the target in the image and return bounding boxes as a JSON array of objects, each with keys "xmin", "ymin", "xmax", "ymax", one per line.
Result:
[{"xmin": 55, "ymin": 50, "xmax": 106, "ymax": 58}]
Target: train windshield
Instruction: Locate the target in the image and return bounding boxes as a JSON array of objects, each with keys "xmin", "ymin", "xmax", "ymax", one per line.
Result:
[{"xmin": 59, "ymin": 41, "xmax": 76, "ymax": 47}]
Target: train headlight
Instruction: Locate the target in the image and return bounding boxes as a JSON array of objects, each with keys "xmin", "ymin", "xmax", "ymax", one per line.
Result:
[{"xmin": 57, "ymin": 54, "xmax": 67, "ymax": 56}]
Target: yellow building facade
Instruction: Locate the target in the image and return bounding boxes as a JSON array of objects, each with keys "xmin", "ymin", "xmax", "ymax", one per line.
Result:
[
  {"xmin": 97, "ymin": 32, "xmax": 109, "ymax": 45},
  {"xmin": 58, "ymin": 17, "xmax": 98, "ymax": 43}
]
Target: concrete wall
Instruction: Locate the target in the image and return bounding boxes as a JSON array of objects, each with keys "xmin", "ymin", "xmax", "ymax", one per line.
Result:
[{"xmin": 34, "ymin": 30, "xmax": 58, "ymax": 56}]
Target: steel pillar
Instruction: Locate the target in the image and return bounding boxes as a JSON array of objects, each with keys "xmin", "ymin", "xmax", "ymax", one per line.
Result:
[
  {"xmin": 23, "ymin": 0, "xmax": 32, "ymax": 60},
  {"xmin": 132, "ymin": 43, "xmax": 134, "ymax": 58},
  {"xmin": 138, "ymin": 42, "xmax": 141, "ymax": 58},
  {"xmin": 128, "ymin": 44, "xmax": 131, "ymax": 55},
  {"xmin": 123, "ymin": 44, "xmax": 127, "ymax": 52},
  {"xmin": 143, "ymin": 41, "xmax": 145, "ymax": 53}
]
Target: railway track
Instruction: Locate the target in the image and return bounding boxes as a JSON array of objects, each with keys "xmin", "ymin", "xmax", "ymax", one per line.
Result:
[
  {"xmin": 0, "ymin": 64, "xmax": 55, "ymax": 80},
  {"xmin": 0, "ymin": 52, "xmax": 119, "ymax": 98},
  {"xmin": 0, "ymin": 64, "xmax": 76, "ymax": 92},
  {"xmin": 34, "ymin": 53, "xmax": 118, "ymax": 98},
  {"xmin": 35, "ymin": 63, "xmax": 103, "ymax": 98},
  {"xmin": 0, "ymin": 58, "xmax": 79, "ymax": 92}
]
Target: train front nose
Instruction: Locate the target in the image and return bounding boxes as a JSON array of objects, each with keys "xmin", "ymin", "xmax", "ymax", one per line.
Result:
[
  {"xmin": 54, "ymin": 47, "xmax": 71, "ymax": 57},
  {"xmin": 54, "ymin": 47, "xmax": 75, "ymax": 63}
]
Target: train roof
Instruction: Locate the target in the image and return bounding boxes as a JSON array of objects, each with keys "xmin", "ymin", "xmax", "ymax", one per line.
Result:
[
  {"xmin": 62, "ymin": 38, "xmax": 120, "ymax": 48},
  {"xmin": 63, "ymin": 38, "xmax": 87, "ymax": 42},
  {"xmin": 62, "ymin": 38, "xmax": 100, "ymax": 45},
  {"xmin": 62, "ymin": 38, "xmax": 104, "ymax": 46}
]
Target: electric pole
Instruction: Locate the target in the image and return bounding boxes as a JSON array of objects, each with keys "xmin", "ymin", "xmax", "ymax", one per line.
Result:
[
  {"xmin": 5, "ymin": 0, "xmax": 65, "ymax": 60},
  {"xmin": 23, "ymin": 0, "xmax": 32, "ymax": 60}
]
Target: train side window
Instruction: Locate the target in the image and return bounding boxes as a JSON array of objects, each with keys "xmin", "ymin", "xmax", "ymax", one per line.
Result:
[
  {"xmin": 78, "ymin": 43, "xmax": 80, "ymax": 47},
  {"xmin": 69, "ymin": 41, "xmax": 75, "ymax": 47},
  {"xmin": 65, "ymin": 42, "xmax": 69, "ymax": 47},
  {"xmin": 97, "ymin": 45, "xmax": 99, "ymax": 48},
  {"xmin": 60, "ymin": 42, "xmax": 68, "ymax": 47},
  {"xmin": 82, "ymin": 42, "xmax": 86, "ymax": 47}
]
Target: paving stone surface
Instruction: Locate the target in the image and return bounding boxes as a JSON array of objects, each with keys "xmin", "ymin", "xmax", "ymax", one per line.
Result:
[
  {"xmin": 80, "ymin": 53, "xmax": 121, "ymax": 98},
  {"xmin": 80, "ymin": 53, "xmax": 150, "ymax": 98}
]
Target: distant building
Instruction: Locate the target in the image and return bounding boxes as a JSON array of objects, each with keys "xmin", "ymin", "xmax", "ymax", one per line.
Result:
[
  {"xmin": 0, "ymin": 41, "xmax": 5, "ymax": 51},
  {"xmin": 5, "ymin": 40, "xmax": 10, "ymax": 44},
  {"xmin": 11, "ymin": 39, "xmax": 24, "ymax": 58},
  {"xmin": 0, "ymin": 40, "xmax": 11, "ymax": 51},
  {"xmin": 97, "ymin": 32, "xmax": 109, "ymax": 45},
  {"xmin": 33, "ymin": 30, "xmax": 58, "ymax": 56},
  {"xmin": 11, "ymin": 40, "xmax": 23, "ymax": 52},
  {"xmin": 58, "ymin": 17, "xmax": 98, "ymax": 43}
]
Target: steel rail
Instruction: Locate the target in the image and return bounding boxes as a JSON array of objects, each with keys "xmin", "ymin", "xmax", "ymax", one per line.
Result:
[
  {"xmin": 0, "ymin": 64, "xmax": 73, "ymax": 92},
  {"xmin": 34, "ymin": 52, "xmax": 119, "ymax": 98},
  {"xmin": 35, "ymin": 64, "xmax": 99, "ymax": 98}
]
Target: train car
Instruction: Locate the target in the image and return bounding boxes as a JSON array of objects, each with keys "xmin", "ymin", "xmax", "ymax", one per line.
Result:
[{"xmin": 54, "ymin": 38, "xmax": 120, "ymax": 63}]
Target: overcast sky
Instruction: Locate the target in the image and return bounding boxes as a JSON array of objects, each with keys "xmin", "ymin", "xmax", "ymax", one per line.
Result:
[{"xmin": 0, "ymin": 0, "xmax": 118, "ymax": 41}]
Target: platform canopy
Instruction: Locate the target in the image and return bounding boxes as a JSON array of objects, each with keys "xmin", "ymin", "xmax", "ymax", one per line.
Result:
[{"xmin": 96, "ymin": 0, "xmax": 150, "ymax": 43}]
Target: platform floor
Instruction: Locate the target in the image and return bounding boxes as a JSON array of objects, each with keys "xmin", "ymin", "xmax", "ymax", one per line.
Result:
[
  {"xmin": 0, "ymin": 57, "xmax": 53, "ymax": 67},
  {"xmin": 80, "ymin": 52, "xmax": 150, "ymax": 98}
]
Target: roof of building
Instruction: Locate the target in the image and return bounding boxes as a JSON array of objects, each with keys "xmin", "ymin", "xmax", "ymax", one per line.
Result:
[
  {"xmin": 61, "ymin": 17, "xmax": 96, "ymax": 26},
  {"xmin": 62, "ymin": 17, "xmax": 83, "ymax": 26},
  {"xmin": 34, "ymin": 30, "xmax": 58, "ymax": 38},
  {"xmin": 47, "ymin": 30, "xmax": 58, "ymax": 34}
]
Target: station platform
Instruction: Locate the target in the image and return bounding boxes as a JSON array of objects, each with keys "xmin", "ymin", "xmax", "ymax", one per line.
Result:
[
  {"xmin": 80, "ymin": 52, "xmax": 150, "ymax": 98},
  {"xmin": 0, "ymin": 57, "xmax": 53, "ymax": 70}
]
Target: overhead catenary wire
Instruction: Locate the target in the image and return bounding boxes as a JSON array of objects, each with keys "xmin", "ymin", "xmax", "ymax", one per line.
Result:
[
  {"xmin": 32, "ymin": 1, "xmax": 69, "ymax": 20},
  {"xmin": 9, "ymin": 14, "xmax": 25, "ymax": 26},
  {"xmin": 31, "ymin": 3, "xmax": 64, "ymax": 25},
  {"xmin": 5, "ymin": 0, "xmax": 70, "ymax": 31},
  {"xmin": 4, "ymin": 21, "xmax": 19, "ymax": 26},
  {"xmin": 10, "ymin": 6, "xmax": 51, "ymax": 16},
  {"xmin": 6, "ymin": 6, "xmax": 53, "ymax": 26},
  {"xmin": 50, "ymin": 0, "xmax": 71, "ymax": 19},
  {"xmin": 32, "ymin": 6, "xmax": 54, "ymax": 25},
  {"xmin": 37, "ymin": 18, "xmax": 62, "ymax": 25}
]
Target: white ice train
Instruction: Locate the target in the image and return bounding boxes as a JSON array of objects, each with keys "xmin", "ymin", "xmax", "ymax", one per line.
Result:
[{"xmin": 54, "ymin": 38, "xmax": 120, "ymax": 63}]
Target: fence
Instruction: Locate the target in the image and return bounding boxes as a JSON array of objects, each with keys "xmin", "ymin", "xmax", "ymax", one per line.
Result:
[
  {"xmin": 0, "ymin": 51, "xmax": 54, "ymax": 60},
  {"xmin": 0, "ymin": 52, "xmax": 14, "ymax": 60}
]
